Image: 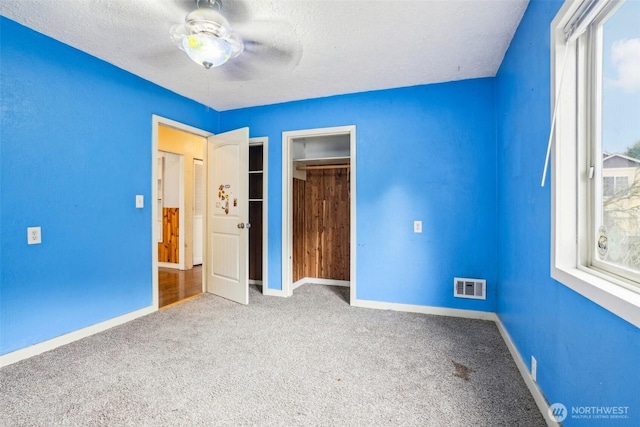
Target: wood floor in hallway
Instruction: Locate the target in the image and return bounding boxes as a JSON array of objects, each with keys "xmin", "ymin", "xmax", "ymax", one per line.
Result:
[{"xmin": 159, "ymin": 265, "xmax": 203, "ymax": 308}]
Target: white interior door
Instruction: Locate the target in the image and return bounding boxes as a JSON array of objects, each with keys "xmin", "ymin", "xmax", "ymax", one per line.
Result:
[
  {"xmin": 193, "ymin": 159, "xmax": 204, "ymax": 265},
  {"xmin": 206, "ymin": 128, "xmax": 249, "ymax": 304}
]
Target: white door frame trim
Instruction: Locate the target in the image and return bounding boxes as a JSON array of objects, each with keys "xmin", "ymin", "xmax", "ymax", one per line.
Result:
[
  {"xmin": 281, "ymin": 125, "xmax": 357, "ymax": 302},
  {"xmin": 151, "ymin": 115, "xmax": 213, "ymax": 309}
]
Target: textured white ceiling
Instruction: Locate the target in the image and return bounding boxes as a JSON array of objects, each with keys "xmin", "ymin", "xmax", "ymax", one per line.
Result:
[{"xmin": 0, "ymin": 0, "xmax": 529, "ymax": 111}]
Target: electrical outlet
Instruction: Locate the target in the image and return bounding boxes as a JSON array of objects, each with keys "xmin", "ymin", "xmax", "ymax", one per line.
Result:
[
  {"xmin": 531, "ymin": 356, "xmax": 537, "ymax": 382},
  {"xmin": 414, "ymin": 220, "xmax": 422, "ymax": 233},
  {"xmin": 27, "ymin": 226, "xmax": 42, "ymax": 245},
  {"xmin": 136, "ymin": 194, "xmax": 144, "ymax": 208}
]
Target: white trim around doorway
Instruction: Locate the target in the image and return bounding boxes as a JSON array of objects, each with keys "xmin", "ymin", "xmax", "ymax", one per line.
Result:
[
  {"xmin": 151, "ymin": 115, "xmax": 214, "ymax": 309},
  {"xmin": 281, "ymin": 125, "xmax": 357, "ymax": 303}
]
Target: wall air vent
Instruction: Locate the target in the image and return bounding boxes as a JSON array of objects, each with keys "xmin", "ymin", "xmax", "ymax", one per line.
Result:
[{"xmin": 454, "ymin": 277, "xmax": 486, "ymax": 300}]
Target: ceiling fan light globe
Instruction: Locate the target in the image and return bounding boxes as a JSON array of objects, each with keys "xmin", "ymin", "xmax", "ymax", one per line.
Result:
[{"xmin": 182, "ymin": 33, "xmax": 232, "ymax": 68}]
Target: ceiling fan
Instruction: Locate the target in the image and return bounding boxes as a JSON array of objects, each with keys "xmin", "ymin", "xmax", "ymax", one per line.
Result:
[{"xmin": 170, "ymin": 0, "xmax": 301, "ymax": 76}]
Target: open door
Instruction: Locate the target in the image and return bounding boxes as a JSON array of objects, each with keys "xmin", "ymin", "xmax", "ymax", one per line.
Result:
[{"xmin": 205, "ymin": 128, "xmax": 250, "ymax": 304}]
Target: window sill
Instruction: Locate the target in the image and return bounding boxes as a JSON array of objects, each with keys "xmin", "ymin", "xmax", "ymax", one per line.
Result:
[{"xmin": 552, "ymin": 264, "xmax": 640, "ymax": 327}]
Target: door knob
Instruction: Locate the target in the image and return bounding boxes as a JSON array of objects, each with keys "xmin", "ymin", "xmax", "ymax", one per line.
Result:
[
  {"xmin": 245, "ymin": 223, "xmax": 251, "ymax": 229},
  {"xmin": 237, "ymin": 223, "xmax": 245, "ymax": 229}
]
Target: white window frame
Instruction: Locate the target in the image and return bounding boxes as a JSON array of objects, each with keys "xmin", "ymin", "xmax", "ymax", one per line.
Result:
[{"xmin": 551, "ymin": 0, "xmax": 640, "ymax": 328}]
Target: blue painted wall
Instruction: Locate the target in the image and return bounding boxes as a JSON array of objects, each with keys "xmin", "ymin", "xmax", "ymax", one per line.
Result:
[
  {"xmin": 496, "ymin": 1, "xmax": 640, "ymax": 425},
  {"xmin": 0, "ymin": 18, "xmax": 219, "ymax": 355},
  {"xmin": 220, "ymin": 81, "xmax": 498, "ymax": 311}
]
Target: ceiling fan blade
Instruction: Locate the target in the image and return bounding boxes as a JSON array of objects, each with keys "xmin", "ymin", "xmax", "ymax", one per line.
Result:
[
  {"xmin": 218, "ymin": 59, "xmax": 262, "ymax": 81},
  {"xmin": 214, "ymin": 44, "xmax": 302, "ymax": 81},
  {"xmin": 227, "ymin": 20, "xmax": 303, "ymax": 78},
  {"xmin": 245, "ymin": 39, "xmax": 302, "ymax": 68},
  {"xmin": 215, "ymin": 39, "xmax": 302, "ymax": 81}
]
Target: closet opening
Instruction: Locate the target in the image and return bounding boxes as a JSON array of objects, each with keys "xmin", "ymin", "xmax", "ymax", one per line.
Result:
[
  {"xmin": 249, "ymin": 138, "xmax": 268, "ymax": 292},
  {"xmin": 282, "ymin": 126, "xmax": 356, "ymax": 303}
]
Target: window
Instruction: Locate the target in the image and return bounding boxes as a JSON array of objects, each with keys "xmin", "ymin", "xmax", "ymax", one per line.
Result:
[
  {"xmin": 602, "ymin": 175, "xmax": 629, "ymax": 197},
  {"xmin": 551, "ymin": 0, "xmax": 640, "ymax": 327},
  {"xmin": 615, "ymin": 176, "xmax": 629, "ymax": 195},
  {"xmin": 590, "ymin": 0, "xmax": 640, "ymax": 281}
]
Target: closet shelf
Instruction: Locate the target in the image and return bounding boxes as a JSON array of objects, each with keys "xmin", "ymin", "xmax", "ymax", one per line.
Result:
[
  {"xmin": 293, "ymin": 156, "xmax": 350, "ymax": 167},
  {"xmin": 296, "ymin": 164, "xmax": 350, "ymax": 171}
]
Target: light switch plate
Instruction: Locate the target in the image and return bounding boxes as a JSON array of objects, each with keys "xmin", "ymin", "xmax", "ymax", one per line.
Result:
[
  {"xmin": 531, "ymin": 356, "xmax": 537, "ymax": 382},
  {"xmin": 136, "ymin": 195, "xmax": 144, "ymax": 208}
]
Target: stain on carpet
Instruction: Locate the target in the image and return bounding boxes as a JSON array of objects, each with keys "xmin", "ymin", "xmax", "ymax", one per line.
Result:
[{"xmin": 452, "ymin": 360, "xmax": 473, "ymax": 381}]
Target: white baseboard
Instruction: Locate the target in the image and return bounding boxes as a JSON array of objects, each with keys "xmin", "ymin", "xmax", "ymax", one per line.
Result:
[
  {"xmin": 352, "ymin": 298, "xmax": 497, "ymax": 321},
  {"xmin": 494, "ymin": 317, "xmax": 558, "ymax": 427},
  {"xmin": 292, "ymin": 279, "xmax": 305, "ymax": 291},
  {"xmin": 0, "ymin": 306, "xmax": 156, "ymax": 368},
  {"xmin": 262, "ymin": 287, "xmax": 288, "ymax": 297},
  {"xmin": 292, "ymin": 277, "xmax": 350, "ymax": 291},
  {"xmin": 158, "ymin": 262, "xmax": 182, "ymax": 270},
  {"xmin": 306, "ymin": 278, "xmax": 350, "ymax": 287},
  {"xmin": 249, "ymin": 280, "xmax": 263, "ymax": 285}
]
